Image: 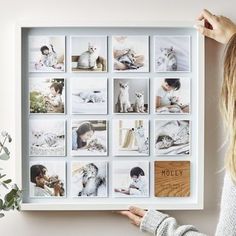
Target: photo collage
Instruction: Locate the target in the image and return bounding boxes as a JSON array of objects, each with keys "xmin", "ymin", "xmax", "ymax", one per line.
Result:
[{"xmin": 28, "ymin": 34, "xmax": 191, "ymax": 199}]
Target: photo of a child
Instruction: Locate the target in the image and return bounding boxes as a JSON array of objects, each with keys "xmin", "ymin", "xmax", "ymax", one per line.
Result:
[
  {"xmin": 30, "ymin": 161, "xmax": 65, "ymax": 198},
  {"xmin": 71, "ymin": 120, "xmax": 107, "ymax": 156},
  {"xmin": 155, "ymin": 78, "xmax": 190, "ymax": 114},
  {"xmin": 29, "ymin": 36, "xmax": 65, "ymax": 72},
  {"xmin": 113, "ymin": 161, "xmax": 149, "ymax": 197},
  {"xmin": 29, "ymin": 78, "xmax": 65, "ymax": 114}
]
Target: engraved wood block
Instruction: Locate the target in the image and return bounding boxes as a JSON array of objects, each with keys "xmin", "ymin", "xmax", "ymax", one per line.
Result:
[{"xmin": 154, "ymin": 161, "xmax": 190, "ymax": 197}]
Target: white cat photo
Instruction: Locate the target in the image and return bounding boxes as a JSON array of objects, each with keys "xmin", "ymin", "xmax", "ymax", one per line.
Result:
[
  {"xmin": 70, "ymin": 36, "xmax": 107, "ymax": 72},
  {"xmin": 112, "ymin": 35, "xmax": 149, "ymax": 72},
  {"xmin": 71, "ymin": 77, "xmax": 107, "ymax": 114},
  {"xmin": 71, "ymin": 161, "xmax": 108, "ymax": 198},
  {"xmin": 154, "ymin": 35, "xmax": 191, "ymax": 72},
  {"xmin": 29, "ymin": 119, "xmax": 66, "ymax": 156},
  {"xmin": 28, "ymin": 36, "xmax": 65, "ymax": 73},
  {"xmin": 113, "ymin": 78, "xmax": 149, "ymax": 114},
  {"xmin": 113, "ymin": 119, "xmax": 149, "ymax": 156}
]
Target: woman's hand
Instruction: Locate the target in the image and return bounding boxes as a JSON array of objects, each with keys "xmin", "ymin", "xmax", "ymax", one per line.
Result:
[
  {"xmin": 120, "ymin": 206, "xmax": 146, "ymax": 226},
  {"xmin": 195, "ymin": 9, "xmax": 236, "ymax": 44}
]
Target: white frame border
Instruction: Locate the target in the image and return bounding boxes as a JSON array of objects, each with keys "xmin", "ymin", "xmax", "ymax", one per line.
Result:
[{"xmin": 15, "ymin": 21, "xmax": 204, "ymax": 211}]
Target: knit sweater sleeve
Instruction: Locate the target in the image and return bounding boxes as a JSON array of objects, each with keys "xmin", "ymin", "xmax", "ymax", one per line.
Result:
[
  {"xmin": 140, "ymin": 210, "xmax": 206, "ymax": 236},
  {"xmin": 215, "ymin": 173, "xmax": 236, "ymax": 235}
]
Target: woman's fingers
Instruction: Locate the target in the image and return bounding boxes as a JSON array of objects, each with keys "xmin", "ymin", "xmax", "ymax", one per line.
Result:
[
  {"xmin": 129, "ymin": 206, "xmax": 146, "ymax": 217},
  {"xmin": 195, "ymin": 25, "xmax": 215, "ymax": 39},
  {"xmin": 120, "ymin": 210, "xmax": 142, "ymax": 226},
  {"xmin": 197, "ymin": 9, "xmax": 216, "ymax": 25}
]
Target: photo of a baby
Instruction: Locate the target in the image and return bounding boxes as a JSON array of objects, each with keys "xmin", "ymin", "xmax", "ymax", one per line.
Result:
[
  {"xmin": 29, "ymin": 161, "xmax": 66, "ymax": 198},
  {"xmin": 29, "ymin": 36, "xmax": 65, "ymax": 72},
  {"xmin": 155, "ymin": 78, "xmax": 190, "ymax": 114},
  {"xmin": 154, "ymin": 35, "xmax": 191, "ymax": 72},
  {"xmin": 29, "ymin": 119, "xmax": 66, "ymax": 156},
  {"xmin": 155, "ymin": 120, "xmax": 190, "ymax": 155},
  {"xmin": 71, "ymin": 120, "xmax": 107, "ymax": 156},
  {"xmin": 71, "ymin": 161, "xmax": 107, "ymax": 197},
  {"xmin": 112, "ymin": 35, "xmax": 149, "ymax": 72},
  {"xmin": 71, "ymin": 77, "xmax": 107, "ymax": 114},
  {"xmin": 113, "ymin": 119, "xmax": 149, "ymax": 156},
  {"xmin": 70, "ymin": 36, "xmax": 107, "ymax": 72},
  {"xmin": 29, "ymin": 78, "xmax": 65, "ymax": 114},
  {"xmin": 113, "ymin": 161, "xmax": 149, "ymax": 197}
]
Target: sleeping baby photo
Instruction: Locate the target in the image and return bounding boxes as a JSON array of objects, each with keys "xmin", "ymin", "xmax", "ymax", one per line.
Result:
[
  {"xmin": 155, "ymin": 77, "xmax": 191, "ymax": 114},
  {"xmin": 30, "ymin": 161, "xmax": 66, "ymax": 198},
  {"xmin": 113, "ymin": 161, "xmax": 149, "ymax": 197},
  {"xmin": 28, "ymin": 36, "xmax": 65, "ymax": 72},
  {"xmin": 71, "ymin": 120, "xmax": 108, "ymax": 156},
  {"xmin": 29, "ymin": 78, "xmax": 65, "ymax": 114},
  {"xmin": 71, "ymin": 161, "xmax": 107, "ymax": 197}
]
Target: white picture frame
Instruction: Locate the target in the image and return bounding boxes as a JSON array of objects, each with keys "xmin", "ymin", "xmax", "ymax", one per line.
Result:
[{"xmin": 15, "ymin": 21, "xmax": 204, "ymax": 211}]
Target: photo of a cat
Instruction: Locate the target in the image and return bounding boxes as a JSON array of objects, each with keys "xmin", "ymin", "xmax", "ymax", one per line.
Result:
[
  {"xmin": 113, "ymin": 119, "xmax": 149, "ymax": 156},
  {"xmin": 29, "ymin": 119, "xmax": 66, "ymax": 156},
  {"xmin": 154, "ymin": 35, "xmax": 191, "ymax": 72},
  {"xmin": 29, "ymin": 161, "xmax": 66, "ymax": 198},
  {"xmin": 155, "ymin": 120, "xmax": 190, "ymax": 155},
  {"xmin": 71, "ymin": 161, "xmax": 108, "ymax": 198},
  {"xmin": 29, "ymin": 78, "xmax": 65, "ymax": 114},
  {"xmin": 113, "ymin": 161, "xmax": 149, "ymax": 197},
  {"xmin": 113, "ymin": 78, "xmax": 149, "ymax": 114},
  {"xmin": 71, "ymin": 77, "xmax": 107, "ymax": 114},
  {"xmin": 71, "ymin": 120, "xmax": 108, "ymax": 156},
  {"xmin": 28, "ymin": 36, "xmax": 65, "ymax": 72},
  {"xmin": 155, "ymin": 77, "xmax": 191, "ymax": 114},
  {"xmin": 112, "ymin": 35, "xmax": 149, "ymax": 72},
  {"xmin": 70, "ymin": 36, "xmax": 107, "ymax": 72}
]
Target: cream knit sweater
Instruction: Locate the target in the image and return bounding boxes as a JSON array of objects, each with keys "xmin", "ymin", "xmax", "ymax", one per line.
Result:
[{"xmin": 140, "ymin": 173, "xmax": 236, "ymax": 236}]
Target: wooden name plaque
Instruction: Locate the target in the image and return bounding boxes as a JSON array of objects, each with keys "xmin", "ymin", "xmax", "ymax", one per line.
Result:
[{"xmin": 155, "ymin": 161, "xmax": 190, "ymax": 197}]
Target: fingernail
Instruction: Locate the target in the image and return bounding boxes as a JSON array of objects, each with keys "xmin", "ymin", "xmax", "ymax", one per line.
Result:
[{"xmin": 193, "ymin": 24, "xmax": 199, "ymax": 29}]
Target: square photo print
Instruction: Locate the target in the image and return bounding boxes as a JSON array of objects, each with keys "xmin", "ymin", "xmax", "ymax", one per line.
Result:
[
  {"xmin": 70, "ymin": 36, "xmax": 107, "ymax": 72},
  {"xmin": 112, "ymin": 35, "xmax": 149, "ymax": 72},
  {"xmin": 29, "ymin": 78, "xmax": 65, "ymax": 114},
  {"xmin": 71, "ymin": 161, "xmax": 108, "ymax": 197},
  {"xmin": 113, "ymin": 161, "xmax": 149, "ymax": 197},
  {"xmin": 155, "ymin": 78, "xmax": 191, "ymax": 114},
  {"xmin": 155, "ymin": 120, "xmax": 190, "ymax": 156},
  {"xmin": 29, "ymin": 161, "xmax": 66, "ymax": 198},
  {"xmin": 28, "ymin": 36, "xmax": 65, "ymax": 72},
  {"xmin": 113, "ymin": 119, "xmax": 149, "ymax": 156},
  {"xmin": 113, "ymin": 78, "xmax": 149, "ymax": 114},
  {"xmin": 29, "ymin": 119, "xmax": 66, "ymax": 156},
  {"xmin": 71, "ymin": 120, "xmax": 107, "ymax": 156},
  {"xmin": 154, "ymin": 36, "xmax": 191, "ymax": 72},
  {"xmin": 71, "ymin": 77, "xmax": 107, "ymax": 114}
]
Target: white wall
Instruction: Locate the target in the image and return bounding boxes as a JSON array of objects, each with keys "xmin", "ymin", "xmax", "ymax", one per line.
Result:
[{"xmin": 0, "ymin": 0, "xmax": 235, "ymax": 235}]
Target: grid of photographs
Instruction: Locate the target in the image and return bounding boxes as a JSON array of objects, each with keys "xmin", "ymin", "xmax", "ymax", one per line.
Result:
[{"xmin": 28, "ymin": 34, "xmax": 192, "ymax": 199}]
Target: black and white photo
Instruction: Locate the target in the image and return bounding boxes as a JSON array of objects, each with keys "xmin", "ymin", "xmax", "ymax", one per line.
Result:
[
  {"xmin": 155, "ymin": 120, "xmax": 190, "ymax": 155},
  {"xmin": 71, "ymin": 161, "xmax": 108, "ymax": 197}
]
